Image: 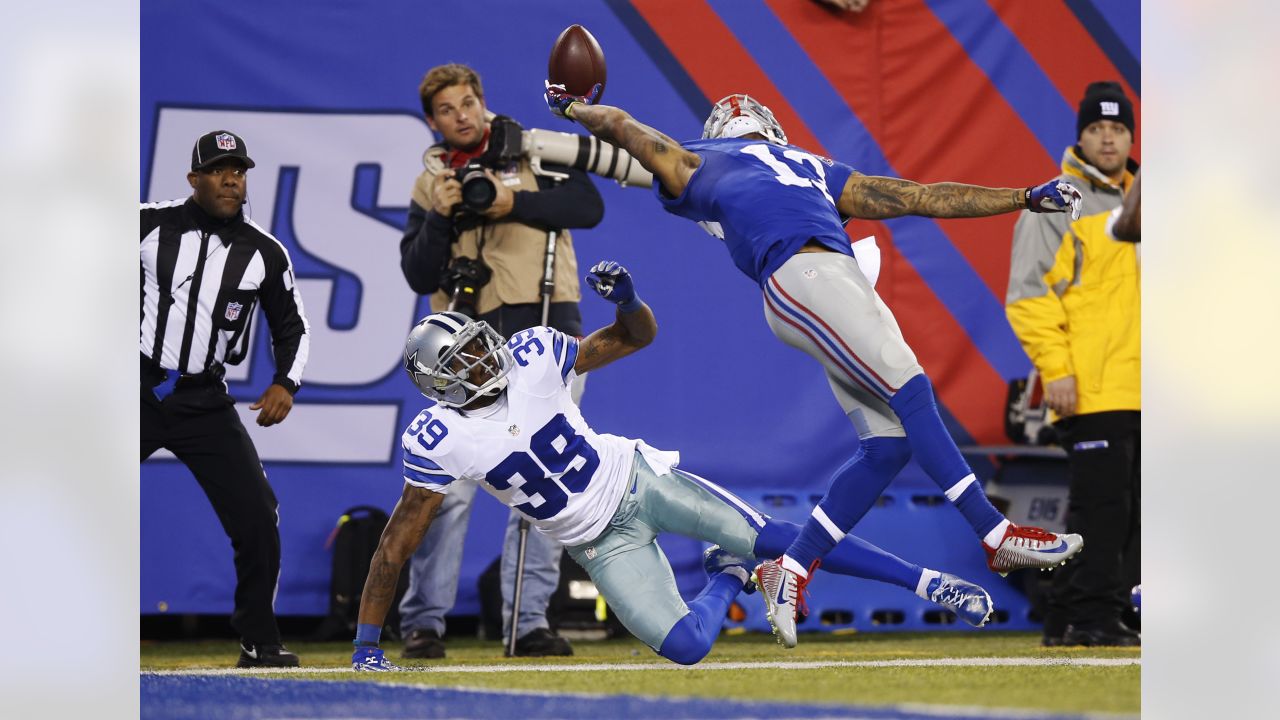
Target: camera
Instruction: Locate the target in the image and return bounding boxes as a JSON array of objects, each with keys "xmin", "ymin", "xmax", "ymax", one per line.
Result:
[
  {"xmin": 441, "ymin": 256, "xmax": 492, "ymax": 318},
  {"xmin": 456, "ymin": 160, "xmax": 497, "ymax": 213}
]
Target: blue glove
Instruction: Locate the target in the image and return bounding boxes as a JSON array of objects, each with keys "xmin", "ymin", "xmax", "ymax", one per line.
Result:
[
  {"xmin": 545, "ymin": 80, "xmax": 602, "ymax": 121},
  {"xmin": 1026, "ymin": 180, "xmax": 1083, "ymax": 221},
  {"xmin": 352, "ymin": 646, "xmax": 401, "ymax": 672},
  {"xmin": 586, "ymin": 260, "xmax": 643, "ymax": 313}
]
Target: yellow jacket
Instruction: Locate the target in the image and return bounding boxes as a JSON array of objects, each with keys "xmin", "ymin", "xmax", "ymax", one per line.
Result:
[{"xmin": 1006, "ymin": 147, "xmax": 1140, "ymax": 414}]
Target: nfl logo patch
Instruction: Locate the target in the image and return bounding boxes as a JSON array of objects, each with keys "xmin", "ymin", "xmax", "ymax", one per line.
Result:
[
  {"xmin": 224, "ymin": 301, "xmax": 243, "ymax": 321},
  {"xmin": 216, "ymin": 132, "xmax": 237, "ymax": 151}
]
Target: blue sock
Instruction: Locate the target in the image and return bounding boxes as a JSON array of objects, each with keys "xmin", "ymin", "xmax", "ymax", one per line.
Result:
[
  {"xmin": 354, "ymin": 623, "xmax": 382, "ymax": 648},
  {"xmin": 756, "ymin": 517, "xmax": 921, "ymax": 591},
  {"xmin": 780, "ymin": 436, "xmax": 911, "ymax": 570},
  {"xmin": 657, "ymin": 571, "xmax": 743, "ymax": 665},
  {"xmin": 889, "ymin": 374, "xmax": 1004, "ymax": 537}
]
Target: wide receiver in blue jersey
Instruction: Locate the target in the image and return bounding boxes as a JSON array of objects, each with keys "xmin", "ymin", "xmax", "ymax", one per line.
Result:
[
  {"xmin": 546, "ymin": 86, "xmax": 1085, "ymax": 648},
  {"xmin": 352, "ymin": 261, "xmax": 998, "ymax": 669}
]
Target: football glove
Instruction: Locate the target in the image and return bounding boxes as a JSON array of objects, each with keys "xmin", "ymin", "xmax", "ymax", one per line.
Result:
[
  {"xmin": 545, "ymin": 80, "xmax": 602, "ymax": 121},
  {"xmin": 586, "ymin": 261, "xmax": 642, "ymax": 313},
  {"xmin": 1026, "ymin": 180, "xmax": 1083, "ymax": 221}
]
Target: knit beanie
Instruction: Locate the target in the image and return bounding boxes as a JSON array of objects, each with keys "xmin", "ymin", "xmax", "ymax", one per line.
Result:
[{"xmin": 1076, "ymin": 81, "xmax": 1134, "ymax": 139}]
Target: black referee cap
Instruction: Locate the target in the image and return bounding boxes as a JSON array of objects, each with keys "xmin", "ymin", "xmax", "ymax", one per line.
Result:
[{"xmin": 191, "ymin": 130, "xmax": 256, "ymax": 171}]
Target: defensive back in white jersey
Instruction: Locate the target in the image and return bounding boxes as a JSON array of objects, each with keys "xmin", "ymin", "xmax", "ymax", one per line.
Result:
[{"xmin": 399, "ymin": 326, "xmax": 654, "ymax": 546}]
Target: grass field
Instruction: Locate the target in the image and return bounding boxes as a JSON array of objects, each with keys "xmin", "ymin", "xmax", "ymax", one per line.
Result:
[{"xmin": 142, "ymin": 631, "xmax": 1140, "ymax": 716}]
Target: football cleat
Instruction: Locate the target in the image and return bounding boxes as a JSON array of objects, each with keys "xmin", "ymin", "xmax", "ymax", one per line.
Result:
[
  {"xmin": 985, "ymin": 524, "xmax": 1083, "ymax": 575},
  {"xmin": 352, "ymin": 646, "xmax": 401, "ymax": 672},
  {"xmin": 927, "ymin": 573, "xmax": 994, "ymax": 628},
  {"xmin": 754, "ymin": 558, "xmax": 819, "ymax": 649},
  {"xmin": 703, "ymin": 545, "xmax": 757, "ymax": 594}
]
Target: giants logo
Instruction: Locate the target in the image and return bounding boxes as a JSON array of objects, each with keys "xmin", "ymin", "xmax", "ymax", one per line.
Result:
[{"xmin": 148, "ymin": 107, "xmax": 429, "ymax": 464}]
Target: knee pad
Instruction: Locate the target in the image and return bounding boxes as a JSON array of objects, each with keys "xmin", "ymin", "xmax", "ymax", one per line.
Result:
[
  {"xmin": 657, "ymin": 613, "xmax": 711, "ymax": 666},
  {"xmin": 888, "ymin": 373, "xmax": 934, "ymax": 420},
  {"xmin": 860, "ymin": 435, "xmax": 913, "ymax": 476}
]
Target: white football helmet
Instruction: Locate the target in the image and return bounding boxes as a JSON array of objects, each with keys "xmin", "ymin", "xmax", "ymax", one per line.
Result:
[
  {"xmin": 702, "ymin": 94, "xmax": 788, "ymax": 145},
  {"xmin": 404, "ymin": 312, "xmax": 513, "ymax": 408}
]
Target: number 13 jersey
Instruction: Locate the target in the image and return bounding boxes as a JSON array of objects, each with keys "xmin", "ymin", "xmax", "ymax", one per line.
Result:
[
  {"xmin": 399, "ymin": 326, "xmax": 676, "ymax": 547},
  {"xmin": 655, "ymin": 137, "xmax": 857, "ymax": 288}
]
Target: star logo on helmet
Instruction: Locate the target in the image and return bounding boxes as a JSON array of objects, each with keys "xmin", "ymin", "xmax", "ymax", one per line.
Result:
[{"xmin": 405, "ymin": 350, "xmax": 429, "ymax": 385}]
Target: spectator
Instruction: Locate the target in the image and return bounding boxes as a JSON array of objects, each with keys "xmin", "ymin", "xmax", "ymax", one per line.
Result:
[
  {"xmin": 1006, "ymin": 81, "xmax": 1141, "ymax": 647},
  {"xmin": 397, "ymin": 63, "xmax": 604, "ymax": 658}
]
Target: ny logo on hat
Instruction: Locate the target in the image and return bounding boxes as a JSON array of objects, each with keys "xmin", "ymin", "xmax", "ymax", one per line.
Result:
[
  {"xmin": 1100, "ymin": 101, "xmax": 1120, "ymax": 116},
  {"xmin": 215, "ymin": 133, "xmax": 238, "ymax": 151}
]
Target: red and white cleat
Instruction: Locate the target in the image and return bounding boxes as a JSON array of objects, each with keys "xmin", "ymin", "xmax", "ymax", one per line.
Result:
[{"xmin": 985, "ymin": 524, "xmax": 1083, "ymax": 576}]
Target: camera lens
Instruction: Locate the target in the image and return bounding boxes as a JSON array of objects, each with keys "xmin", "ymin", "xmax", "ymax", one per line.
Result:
[{"xmin": 458, "ymin": 164, "xmax": 497, "ymax": 211}]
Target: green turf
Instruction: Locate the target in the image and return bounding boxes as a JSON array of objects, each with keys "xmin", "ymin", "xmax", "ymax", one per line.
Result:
[{"xmin": 141, "ymin": 631, "xmax": 1140, "ymax": 715}]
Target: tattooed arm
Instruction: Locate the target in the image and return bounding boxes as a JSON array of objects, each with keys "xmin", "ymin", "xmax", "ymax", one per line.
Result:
[
  {"xmin": 838, "ymin": 173, "xmax": 1027, "ymax": 220},
  {"xmin": 356, "ymin": 484, "xmax": 444, "ymax": 628},
  {"xmin": 573, "ymin": 302, "xmax": 658, "ymax": 374},
  {"xmin": 567, "ymin": 103, "xmax": 701, "ymax": 197}
]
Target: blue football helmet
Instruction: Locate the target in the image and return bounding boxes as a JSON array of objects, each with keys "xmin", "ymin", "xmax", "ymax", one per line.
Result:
[
  {"xmin": 702, "ymin": 94, "xmax": 788, "ymax": 145},
  {"xmin": 404, "ymin": 312, "xmax": 513, "ymax": 408}
]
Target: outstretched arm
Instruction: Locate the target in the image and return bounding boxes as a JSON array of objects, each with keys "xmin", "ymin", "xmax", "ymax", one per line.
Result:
[
  {"xmin": 547, "ymin": 85, "xmax": 700, "ymax": 197},
  {"xmin": 574, "ymin": 261, "xmax": 657, "ymax": 374},
  {"xmin": 839, "ymin": 174, "xmax": 1082, "ymax": 220},
  {"xmin": 839, "ymin": 174, "xmax": 1025, "ymax": 219},
  {"xmin": 356, "ymin": 484, "xmax": 444, "ymax": 628}
]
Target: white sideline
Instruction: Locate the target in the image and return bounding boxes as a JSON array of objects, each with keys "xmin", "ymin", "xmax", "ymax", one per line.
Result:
[{"xmin": 142, "ymin": 656, "xmax": 1140, "ymax": 675}]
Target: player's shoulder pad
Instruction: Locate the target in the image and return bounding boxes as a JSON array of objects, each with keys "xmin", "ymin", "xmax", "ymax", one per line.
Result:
[
  {"xmin": 505, "ymin": 326, "xmax": 579, "ymax": 387},
  {"xmin": 401, "ymin": 401, "xmax": 461, "ymax": 488}
]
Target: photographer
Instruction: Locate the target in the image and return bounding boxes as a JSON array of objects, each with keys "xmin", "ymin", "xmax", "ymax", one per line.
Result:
[{"xmin": 397, "ymin": 63, "xmax": 603, "ymax": 658}]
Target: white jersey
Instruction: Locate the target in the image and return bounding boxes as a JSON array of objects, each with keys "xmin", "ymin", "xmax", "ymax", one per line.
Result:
[{"xmin": 399, "ymin": 326, "xmax": 676, "ymax": 547}]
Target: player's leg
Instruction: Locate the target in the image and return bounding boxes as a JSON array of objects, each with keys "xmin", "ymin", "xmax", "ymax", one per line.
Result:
[
  {"xmin": 566, "ymin": 459, "xmax": 747, "ymax": 664},
  {"xmin": 167, "ymin": 402, "xmax": 297, "ymax": 667},
  {"xmin": 499, "ymin": 512, "xmax": 571, "ymax": 655},
  {"xmin": 398, "ymin": 481, "xmax": 478, "ymax": 658},
  {"xmin": 655, "ymin": 463, "xmax": 993, "ymax": 629},
  {"xmin": 765, "ymin": 252, "xmax": 1080, "ymax": 574}
]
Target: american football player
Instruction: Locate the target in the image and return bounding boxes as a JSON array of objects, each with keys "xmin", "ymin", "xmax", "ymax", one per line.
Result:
[
  {"xmin": 352, "ymin": 261, "xmax": 996, "ymax": 669},
  {"xmin": 545, "ymin": 87, "xmax": 1085, "ymax": 648}
]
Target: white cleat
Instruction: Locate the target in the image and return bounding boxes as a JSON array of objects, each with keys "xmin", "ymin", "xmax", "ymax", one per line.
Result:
[{"xmin": 754, "ymin": 558, "xmax": 799, "ymax": 649}]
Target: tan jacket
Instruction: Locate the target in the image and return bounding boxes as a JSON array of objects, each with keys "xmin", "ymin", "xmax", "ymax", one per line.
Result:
[
  {"xmin": 414, "ymin": 147, "xmax": 581, "ymax": 316},
  {"xmin": 1006, "ymin": 147, "xmax": 1140, "ymax": 414}
]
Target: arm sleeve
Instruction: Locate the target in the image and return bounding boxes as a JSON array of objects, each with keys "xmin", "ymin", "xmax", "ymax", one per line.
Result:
[
  {"xmin": 140, "ymin": 205, "xmax": 163, "ymax": 242},
  {"xmin": 1005, "ymin": 211, "xmax": 1075, "ymax": 382},
  {"xmin": 402, "ymin": 409, "xmax": 466, "ymax": 493},
  {"xmin": 258, "ymin": 246, "xmax": 311, "ymax": 394},
  {"xmin": 507, "ymin": 164, "xmax": 604, "ymax": 230},
  {"xmin": 400, "ymin": 199, "xmax": 455, "ymax": 295}
]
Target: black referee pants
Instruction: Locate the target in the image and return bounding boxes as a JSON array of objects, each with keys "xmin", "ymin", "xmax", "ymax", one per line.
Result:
[
  {"xmin": 141, "ymin": 384, "xmax": 283, "ymax": 645},
  {"xmin": 1046, "ymin": 410, "xmax": 1141, "ymax": 633}
]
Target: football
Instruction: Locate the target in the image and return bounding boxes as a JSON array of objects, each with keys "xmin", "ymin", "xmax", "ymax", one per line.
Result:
[{"xmin": 548, "ymin": 24, "xmax": 607, "ymax": 101}]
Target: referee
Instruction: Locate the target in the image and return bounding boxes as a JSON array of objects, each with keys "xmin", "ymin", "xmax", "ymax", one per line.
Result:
[{"xmin": 141, "ymin": 130, "xmax": 311, "ymax": 668}]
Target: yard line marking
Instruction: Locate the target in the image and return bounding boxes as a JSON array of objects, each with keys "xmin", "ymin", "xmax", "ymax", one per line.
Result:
[{"xmin": 143, "ymin": 656, "xmax": 1140, "ymax": 675}]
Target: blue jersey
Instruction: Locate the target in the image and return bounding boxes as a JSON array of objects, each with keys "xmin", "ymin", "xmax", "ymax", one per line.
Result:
[{"xmin": 654, "ymin": 138, "xmax": 857, "ymax": 286}]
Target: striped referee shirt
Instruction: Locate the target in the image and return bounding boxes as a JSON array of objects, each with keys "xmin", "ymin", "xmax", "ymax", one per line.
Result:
[{"xmin": 140, "ymin": 198, "xmax": 310, "ymax": 393}]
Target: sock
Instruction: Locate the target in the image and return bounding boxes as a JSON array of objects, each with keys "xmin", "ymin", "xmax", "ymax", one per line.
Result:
[
  {"xmin": 781, "ymin": 436, "xmax": 912, "ymax": 572},
  {"xmin": 915, "ymin": 568, "xmax": 942, "ymax": 600},
  {"xmin": 354, "ymin": 623, "xmax": 382, "ymax": 648},
  {"xmin": 657, "ymin": 571, "xmax": 744, "ymax": 665},
  {"xmin": 756, "ymin": 517, "xmax": 922, "ymax": 591},
  {"xmin": 983, "ymin": 519, "xmax": 1012, "ymax": 549},
  {"xmin": 889, "ymin": 374, "xmax": 1005, "ymax": 538}
]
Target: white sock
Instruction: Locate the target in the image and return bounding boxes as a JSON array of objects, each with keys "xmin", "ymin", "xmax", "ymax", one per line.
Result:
[
  {"xmin": 722, "ymin": 565, "xmax": 751, "ymax": 585},
  {"xmin": 781, "ymin": 555, "xmax": 809, "ymax": 578},
  {"xmin": 915, "ymin": 568, "xmax": 942, "ymax": 599},
  {"xmin": 983, "ymin": 519, "xmax": 1013, "ymax": 549}
]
